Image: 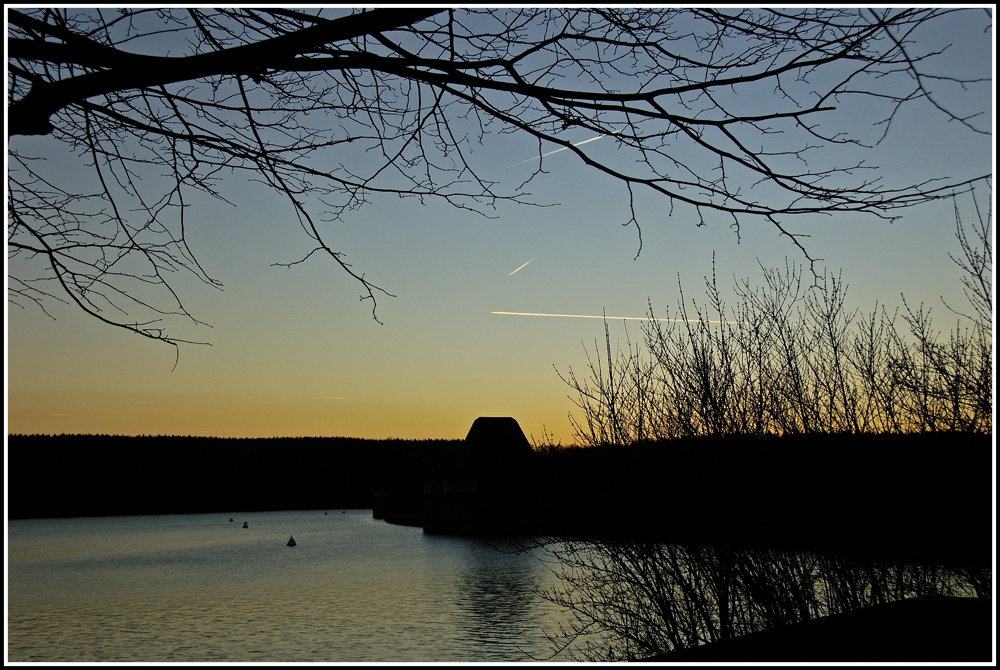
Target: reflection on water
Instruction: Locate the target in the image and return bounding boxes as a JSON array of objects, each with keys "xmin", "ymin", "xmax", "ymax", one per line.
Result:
[
  {"xmin": 7, "ymin": 511, "xmax": 569, "ymax": 662},
  {"xmin": 451, "ymin": 538, "xmax": 545, "ymax": 657}
]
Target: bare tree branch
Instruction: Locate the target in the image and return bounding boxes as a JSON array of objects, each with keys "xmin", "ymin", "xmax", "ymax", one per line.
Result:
[{"xmin": 7, "ymin": 8, "xmax": 991, "ymax": 344}]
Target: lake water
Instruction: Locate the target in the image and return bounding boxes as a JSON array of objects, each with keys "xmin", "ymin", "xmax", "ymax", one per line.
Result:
[{"xmin": 7, "ymin": 510, "xmax": 573, "ymax": 662}]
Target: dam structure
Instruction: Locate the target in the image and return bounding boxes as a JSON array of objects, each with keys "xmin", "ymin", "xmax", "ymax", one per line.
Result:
[{"xmin": 372, "ymin": 417, "xmax": 539, "ymax": 534}]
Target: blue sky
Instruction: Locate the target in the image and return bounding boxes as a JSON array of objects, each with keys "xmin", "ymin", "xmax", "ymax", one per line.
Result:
[{"xmin": 5, "ymin": 7, "xmax": 994, "ymax": 442}]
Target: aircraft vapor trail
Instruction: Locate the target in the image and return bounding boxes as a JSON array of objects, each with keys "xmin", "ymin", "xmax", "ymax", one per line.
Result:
[
  {"xmin": 490, "ymin": 311, "xmax": 744, "ymax": 325},
  {"xmin": 508, "ymin": 257, "xmax": 537, "ymax": 276},
  {"xmin": 499, "ymin": 133, "xmax": 616, "ymax": 171}
]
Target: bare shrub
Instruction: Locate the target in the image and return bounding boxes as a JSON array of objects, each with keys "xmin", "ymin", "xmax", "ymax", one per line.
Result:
[
  {"xmin": 542, "ymin": 193, "xmax": 992, "ymax": 660},
  {"xmin": 559, "ymin": 195, "xmax": 992, "ymax": 445},
  {"xmin": 537, "ymin": 540, "xmax": 989, "ymax": 661}
]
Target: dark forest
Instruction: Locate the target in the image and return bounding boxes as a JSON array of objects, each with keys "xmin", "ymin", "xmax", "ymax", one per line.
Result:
[{"xmin": 8, "ymin": 431, "xmax": 990, "ymax": 570}]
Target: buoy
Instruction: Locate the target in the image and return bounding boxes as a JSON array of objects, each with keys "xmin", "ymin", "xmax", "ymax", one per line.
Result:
[
  {"xmin": 229, "ymin": 518, "xmax": 234, "ymax": 522},
  {"xmin": 324, "ymin": 511, "xmax": 328, "ymax": 515},
  {"xmin": 242, "ymin": 521, "xmax": 248, "ymax": 528},
  {"xmin": 342, "ymin": 510, "xmax": 346, "ymax": 514},
  {"xmin": 287, "ymin": 535, "xmax": 297, "ymax": 547}
]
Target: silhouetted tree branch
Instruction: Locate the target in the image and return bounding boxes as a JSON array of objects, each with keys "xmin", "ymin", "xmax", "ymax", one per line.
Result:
[
  {"xmin": 535, "ymin": 539, "xmax": 988, "ymax": 660},
  {"xmin": 7, "ymin": 8, "xmax": 991, "ymax": 345}
]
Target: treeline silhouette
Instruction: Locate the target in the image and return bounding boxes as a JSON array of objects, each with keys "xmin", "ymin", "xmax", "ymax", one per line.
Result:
[
  {"xmin": 7, "ymin": 434, "xmax": 463, "ymax": 519},
  {"xmin": 8, "ymin": 430, "xmax": 990, "ymax": 569},
  {"xmin": 526, "ymin": 431, "xmax": 991, "ymax": 568}
]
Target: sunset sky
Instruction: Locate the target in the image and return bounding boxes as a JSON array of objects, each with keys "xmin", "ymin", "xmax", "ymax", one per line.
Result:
[{"xmin": 5, "ymin": 7, "xmax": 993, "ymax": 443}]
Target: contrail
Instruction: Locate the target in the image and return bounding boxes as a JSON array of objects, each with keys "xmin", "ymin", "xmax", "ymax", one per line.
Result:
[
  {"xmin": 508, "ymin": 257, "xmax": 537, "ymax": 276},
  {"xmin": 499, "ymin": 133, "xmax": 616, "ymax": 171},
  {"xmin": 490, "ymin": 311, "xmax": 743, "ymax": 325}
]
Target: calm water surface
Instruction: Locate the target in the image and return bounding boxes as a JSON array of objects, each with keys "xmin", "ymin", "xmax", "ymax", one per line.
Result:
[{"xmin": 7, "ymin": 510, "xmax": 571, "ymax": 662}]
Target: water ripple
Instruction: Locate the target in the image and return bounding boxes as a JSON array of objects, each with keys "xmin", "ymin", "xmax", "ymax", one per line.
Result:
[{"xmin": 8, "ymin": 511, "xmax": 569, "ymax": 662}]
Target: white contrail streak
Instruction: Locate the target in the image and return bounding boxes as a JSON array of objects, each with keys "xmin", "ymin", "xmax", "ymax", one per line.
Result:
[
  {"xmin": 490, "ymin": 311, "xmax": 742, "ymax": 325},
  {"xmin": 499, "ymin": 133, "xmax": 615, "ymax": 170},
  {"xmin": 508, "ymin": 257, "xmax": 537, "ymax": 276},
  {"xmin": 492, "ymin": 310, "xmax": 648, "ymax": 321}
]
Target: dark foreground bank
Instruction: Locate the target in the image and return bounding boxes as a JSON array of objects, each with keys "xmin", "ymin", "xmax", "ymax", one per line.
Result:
[{"xmin": 643, "ymin": 595, "xmax": 993, "ymax": 662}]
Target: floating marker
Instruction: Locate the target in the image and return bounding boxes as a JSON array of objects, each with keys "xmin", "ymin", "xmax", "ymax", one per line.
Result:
[
  {"xmin": 242, "ymin": 521, "xmax": 248, "ymax": 529},
  {"xmin": 229, "ymin": 518, "xmax": 234, "ymax": 522},
  {"xmin": 287, "ymin": 535, "xmax": 297, "ymax": 547}
]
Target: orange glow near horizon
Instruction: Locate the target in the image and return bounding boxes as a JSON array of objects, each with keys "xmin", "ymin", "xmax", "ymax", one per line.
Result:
[{"xmin": 6, "ymin": 386, "xmax": 575, "ymax": 442}]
